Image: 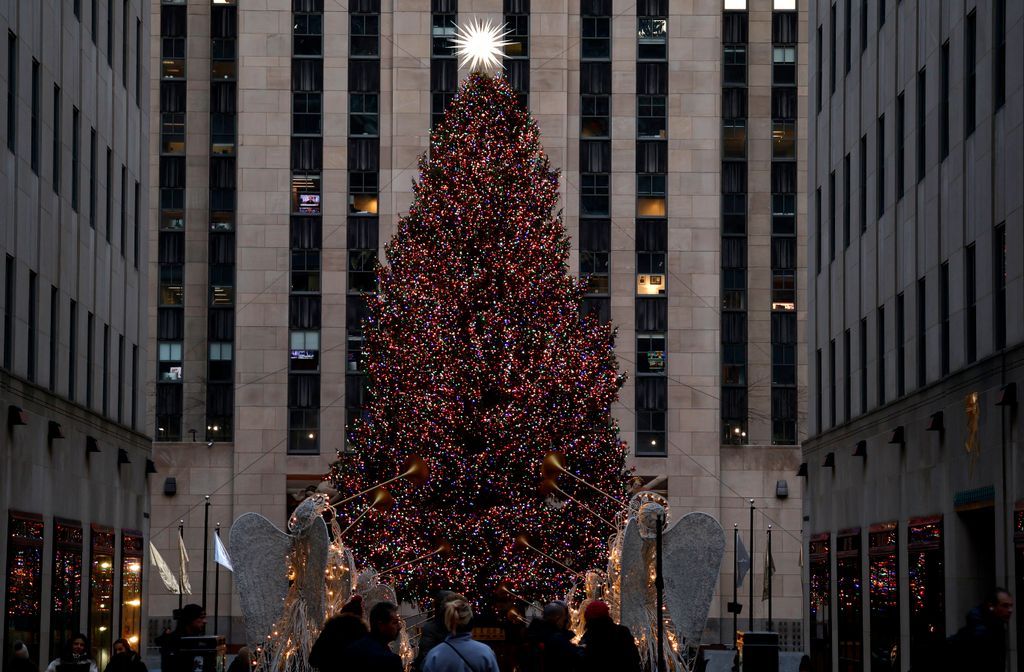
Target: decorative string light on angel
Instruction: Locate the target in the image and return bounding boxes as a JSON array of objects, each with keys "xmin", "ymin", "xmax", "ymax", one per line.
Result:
[
  {"xmin": 610, "ymin": 493, "xmax": 726, "ymax": 672},
  {"xmin": 228, "ymin": 455, "xmax": 430, "ymax": 672}
]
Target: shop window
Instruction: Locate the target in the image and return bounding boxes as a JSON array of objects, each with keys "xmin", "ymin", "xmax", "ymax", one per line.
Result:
[
  {"xmin": 5, "ymin": 513, "xmax": 45, "ymax": 666},
  {"xmin": 88, "ymin": 526, "xmax": 115, "ymax": 670},
  {"xmin": 50, "ymin": 520, "xmax": 83, "ymax": 661},
  {"xmin": 908, "ymin": 518, "xmax": 945, "ymax": 668},
  {"xmin": 119, "ymin": 534, "xmax": 143, "ymax": 648},
  {"xmin": 869, "ymin": 523, "xmax": 900, "ymax": 672},
  {"xmin": 809, "ymin": 534, "xmax": 832, "ymax": 672},
  {"xmin": 837, "ymin": 531, "xmax": 864, "ymax": 671}
]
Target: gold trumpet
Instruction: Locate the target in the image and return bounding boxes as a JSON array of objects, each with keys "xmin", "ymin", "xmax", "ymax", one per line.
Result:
[
  {"xmin": 514, "ymin": 534, "xmax": 584, "ymax": 578},
  {"xmin": 334, "ymin": 454, "xmax": 430, "ymax": 507},
  {"xmin": 378, "ymin": 539, "xmax": 452, "ymax": 577},
  {"xmin": 543, "ymin": 451, "xmax": 624, "ymax": 507},
  {"xmin": 340, "ymin": 487, "xmax": 396, "ymax": 537},
  {"xmin": 539, "ymin": 478, "xmax": 616, "ymax": 528}
]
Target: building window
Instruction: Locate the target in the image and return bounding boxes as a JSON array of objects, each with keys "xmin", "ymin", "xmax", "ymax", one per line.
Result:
[
  {"xmin": 966, "ymin": 243, "xmax": 976, "ymax": 363},
  {"xmin": 50, "ymin": 520, "xmax": 83, "ymax": 662},
  {"xmin": 964, "ymin": 10, "xmax": 976, "ymax": 137},
  {"xmin": 431, "ymin": 11, "xmax": 456, "ymax": 57},
  {"xmin": 994, "ymin": 0, "xmax": 1006, "ymax": 109},
  {"xmin": 828, "ymin": 171, "xmax": 836, "ymax": 261},
  {"xmin": 135, "ymin": 18, "xmax": 142, "ymax": 106},
  {"xmin": 843, "ymin": 0, "xmax": 851, "ymax": 73},
  {"xmin": 829, "ymin": 339, "xmax": 836, "ymax": 427},
  {"xmin": 637, "ymin": 95, "xmax": 667, "ymax": 139},
  {"xmin": 52, "ymin": 86, "xmax": 61, "ymax": 193},
  {"xmin": 581, "ymin": 15, "xmax": 610, "ymax": 60},
  {"xmin": 581, "ymin": 95, "xmax": 610, "ymax": 138},
  {"xmin": 895, "ymin": 92, "xmax": 904, "ymax": 199},
  {"xmin": 896, "ymin": 293, "xmax": 905, "ymax": 397},
  {"xmin": 877, "ymin": 306, "xmax": 885, "ymax": 405},
  {"xmin": 350, "ymin": 13, "xmax": 378, "ymax": 57},
  {"xmin": 157, "ymin": 342, "xmax": 183, "ymax": 382},
  {"xmin": 5, "ymin": 513, "xmax": 45, "ymax": 666},
  {"xmin": 836, "ymin": 532, "xmax": 863, "ymax": 667},
  {"xmin": 637, "ymin": 334, "xmax": 666, "ymax": 375},
  {"xmin": 288, "ymin": 380, "xmax": 320, "ymax": 455},
  {"xmin": 829, "ymin": 3, "xmax": 836, "ymax": 95},
  {"xmin": 860, "ymin": 0, "xmax": 867, "ymax": 51},
  {"xmin": 160, "ymin": 5, "xmax": 186, "ymax": 79},
  {"xmin": 859, "ymin": 317, "xmax": 867, "ymax": 414},
  {"xmin": 581, "ymin": 173, "xmax": 609, "ymax": 217},
  {"xmin": 70, "ymin": 107, "xmax": 80, "ymax": 211},
  {"xmin": 349, "ymin": 93, "xmax": 378, "ymax": 137},
  {"xmin": 637, "ymin": 174, "xmax": 666, "ymax": 218},
  {"xmin": 940, "ymin": 41, "xmax": 949, "ymax": 160},
  {"xmin": 348, "ymin": 171, "xmax": 378, "ymax": 215},
  {"xmin": 842, "ymin": 154, "xmax": 851, "ymax": 247},
  {"xmin": 636, "ymin": 220, "xmax": 666, "ymax": 294},
  {"xmin": 917, "ymin": 278, "xmax": 926, "ymax": 388},
  {"xmin": 814, "ymin": 187, "xmax": 821, "ymax": 272},
  {"xmin": 68, "ymin": 300, "xmax": 77, "ymax": 400},
  {"xmin": 117, "ymin": 335, "xmax": 124, "ymax": 423},
  {"xmin": 859, "ymin": 135, "xmax": 867, "ymax": 233},
  {"xmin": 105, "ymin": 148, "xmax": 112, "ymax": 242},
  {"xmin": 994, "ymin": 223, "xmax": 1006, "ymax": 350},
  {"xmin": 119, "ymin": 166, "xmax": 126, "ymax": 254},
  {"xmin": 724, "ymin": 45, "xmax": 747, "ymax": 85},
  {"xmin": 7, "ymin": 32, "xmax": 15, "ymax": 154},
  {"xmin": 27, "ymin": 272, "xmax": 37, "ymax": 382},
  {"xmin": 580, "ymin": 219, "xmax": 610, "ymax": 295},
  {"xmin": 636, "ymin": 377, "xmax": 666, "ymax": 456},
  {"xmin": 30, "ymin": 59, "xmax": 39, "ymax": 173},
  {"xmin": 293, "ymin": 93, "xmax": 322, "ymax": 136},
  {"xmin": 940, "ymin": 262, "xmax": 949, "ymax": 376},
  {"xmin": 814, "ymin": 347, "xmax": 822, "ymax": 430},
  {"xmin": 89, "ymin": 129, "xmax": 97, "ymax": 228},
  {"xmin": 916, "ymin": 69, "xmax": 926, "ymax": 182},
  {"xmin": 86, "ymin": 313, "xmax": 94, "ymax": 407},
  {"xmin": 638, "ymin": 17, "xmax": 667, "ymax": 60},
  {"xmin": 772, "ymin": 120, "xmax": 795, "ymax": 158},
  {"xmin": 815, "ymin": 25, "xmax": 822, "ymax": 112},
  {"xmin": 49, "ymin": 286, "xmax": 58, "ymax": 391},
  {"xmin": 3, "ymin": 255, "xmax": 13, "ymax": 370},
  {"xmin": 876, "ymin": 114, "xmax": 884, "ymax": 219},
  {"xmin": 102, "ymin": 325, "xmax": 109, "ymax": 416}
]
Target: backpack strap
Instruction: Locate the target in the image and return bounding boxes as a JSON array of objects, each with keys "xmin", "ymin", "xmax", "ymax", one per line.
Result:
[{"xmin": 443, "ymin": 640, "xmax": 479, "ymax": 672}]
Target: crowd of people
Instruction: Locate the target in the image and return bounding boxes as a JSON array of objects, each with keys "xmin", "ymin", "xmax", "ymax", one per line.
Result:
[{"xmin": 6, "ymin": 634, "xmax": 144, "ymax": 672}]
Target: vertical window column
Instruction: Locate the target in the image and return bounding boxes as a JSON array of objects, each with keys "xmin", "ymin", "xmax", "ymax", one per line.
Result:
[
  {"xmin": 344, "ymin": 0, "xmax": 381, "ymax": 453},
  {"xmin": 155, "ymin": 0, "xmax": 186, "ymax": 441},
  {"xmin": 207, "ymin": 0, "xmax": 238, "ymax": 443},
  {"xmin": 503, "ymin": 0, "xmax": 529, "ymax": 109},
  {"xmin": 722, "ymin": 7, "xmax": 748, "ymax": 443},
  {"xmin": 579, "ymin": 0, "xmax": 611, "ymax": 324},
  {"xmin": 431, "ymin": 0, "xmax": 457, "ymax": 130},
  {"xmin": 289, "ymin": 0, "xmax": 327, "ymax": 455}
]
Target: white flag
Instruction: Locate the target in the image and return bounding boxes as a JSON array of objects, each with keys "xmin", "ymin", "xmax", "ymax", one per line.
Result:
[
  {"xmin": 150, "ymin": 542, "xmax": 182, "ymax": 594},
  {"xmin": 177, "ymin": 534, "xmax": 193, "ymax": 595},
  {"xmin": 214, "ymin": 533, "xmax": 233, "ymax": 572}
]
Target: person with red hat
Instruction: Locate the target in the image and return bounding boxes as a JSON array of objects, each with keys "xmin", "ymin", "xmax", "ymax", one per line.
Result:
[{"xmin": 579, "ymin": 601, "xmax": 641, "ymax": 672}]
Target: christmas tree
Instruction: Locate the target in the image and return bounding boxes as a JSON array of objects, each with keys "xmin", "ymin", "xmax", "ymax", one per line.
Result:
[{"xmin": 329, "ymin": 72, "xmax": 628, "ymax": 607}]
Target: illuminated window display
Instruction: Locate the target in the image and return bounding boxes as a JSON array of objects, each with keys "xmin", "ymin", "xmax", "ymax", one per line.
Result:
[
  {"xmin": 89, "ymin": 526, "xmax": 115, "ymax": 670},
  {"xmin": 120, "ymin": 532, "xmax": 144, "ymax": 648},
  {"xmin": 868, "ymin": 523, "xmax": 899, "ymax": 672},
  {"xmin": 809, "ymin": 533, "xmax": 832, "ymax": 672},
  {"xmin": 836, "ymin": 529, "xmax": 862, "ymax": 672},
  {"xmin": 1014, "ymin": 507, "xmax": 1024, "ymax": 672},
  {"xmin": 4, "ymin": 512, "xmax": 45, "ymax": 664},
  {"xmin": 907, "ymin": 518, "xmax": 944, "ymax": 670},
  {"xmin": 50, "ymin": 520, "xmax": 84, "ymax": 661}
]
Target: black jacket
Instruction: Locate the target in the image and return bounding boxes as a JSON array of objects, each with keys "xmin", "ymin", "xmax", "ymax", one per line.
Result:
[
  {"xmin": 521, "ymin": 620, "xmax": 581, "ymax": 672},
  {"xmin": 946, "ymin": 606, "xmax": 1007, "ymax": 672},
  {"xmin": 102, "ymin": 652, "xmax": 147, "ymax": 672},
  {"xmin": 309, "ymin": 615, "xmax": 369, "ymax": 672},
  {"xmin": 341, "ymin": 635, "xmax": 403, "ymax": 672},
  {"xmin": 580, "ymin": 617, "xmax": 641, "ymax": 672},
  {"xmin": 413, "ymin": 617, "xmax": 448, "ymax": 672}
]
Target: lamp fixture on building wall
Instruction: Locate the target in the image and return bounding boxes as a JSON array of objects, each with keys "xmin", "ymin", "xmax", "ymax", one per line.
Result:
[
  {"xmin": 925, "ymin": 411, "xmax": 944, "ymax": 432},
  {"xmin": 822, "ymin": 452, "xmax": 835, "ymax": 469},
  {"xmin": 48, "ymin": 420, "xmax": 64, "ymax": 440},
  {"xmin": 7, "ymin": 405, "xmax": 28, "ymax": 428},
  {"xmin": 853, "ymin": 440, "xmax": 867, "ymax": 458},
  {"xmin": 888, "ymin": 426, "xmax": 905, "ymax": 447},
  {"xmin": 796, "ymin": 463, "xmax": 808, "ymax": 477},
  {"xmin": 117, "ymin": 449, "xmax": 131, "ymax": 466},
  {"xmin": 164, "ymin": 477, "xmax": 177, "ymax": 496},
  {"xmin": 997, "ymin": 383, "xmax": 1017, "ymax": 407},
  {"xmin": 146, "ymin": 459, "xmax": 158, "ymax": 475},
  {"xmin": 86, "ymin": 436, "xmax": 100, "ymax": 454},
  {"xmin": 775, "ymin": 480, "xmax": 789, "ymax": 499}
]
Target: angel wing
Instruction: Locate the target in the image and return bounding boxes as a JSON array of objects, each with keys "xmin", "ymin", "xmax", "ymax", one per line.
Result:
[
  {"xmin": 228, "ymin": 513, "xmax": 294, "ymax": 647},
  {"xmin": 617, "ymin": 516, "xmax": 652, "ymax": 640},
  {"xmin": 295, "ymin": 517, "xmax": 329, "ymax": 625},
  {"xmin": 662, "ymin": 512, "xmax": 725, "ymax": 648}
]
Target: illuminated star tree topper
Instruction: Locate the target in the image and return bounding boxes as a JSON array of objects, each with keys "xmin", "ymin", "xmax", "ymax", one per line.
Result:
[{"xmin": 451, "ymin": 18, "xmax": 513, "ymax": 72}]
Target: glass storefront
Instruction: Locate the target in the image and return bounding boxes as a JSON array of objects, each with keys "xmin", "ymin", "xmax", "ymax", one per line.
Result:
[
  {"xmin": 908, "ymin": 517, "xmax": 944, "ymax": 670},
  {"xmin": 120, "ymin": 532, "xmax": 144, "ymax": 648},
  {"xmin": 88, "ymin": 526, "xmax": 116, "ymax": 670},
  {"xmin": 4, "ymin": 512, "xmax": 45, "ymax": 665},
  {"xmin": 836, "ymin": 529, "xmax": 863, "ymax": 672},
  {"xmin": 50, "ymin": 520, "xmax": 84, "ymax": 661},
  {"xmin": 868, "ymin": 522, "xmax": 899, "ymax": 672},
  {"xmin": 809, "ymin": 533, "xmax": 832, "ymax": 672}
]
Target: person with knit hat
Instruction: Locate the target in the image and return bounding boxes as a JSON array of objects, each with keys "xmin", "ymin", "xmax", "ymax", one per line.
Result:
[
  {"xmin": 309, "ymin": 595, "xmax": 369, "ymax": 672},
  {"xmin": 579, "ymin": 601, "xmax": 640, "ymax": 672},
  {"xmin": 155, "ymin": 605, "xmax": 207, "ymax": 672}
]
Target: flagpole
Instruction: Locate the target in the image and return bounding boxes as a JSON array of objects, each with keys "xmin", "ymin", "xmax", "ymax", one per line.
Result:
[
  {"xmin": 202, "ymin": 495, "xmax": 210, "ymax": 610},
  {"xmin": 767, "ymin": 525, "xmax": 773, "ymax": 632},
  {"xmin": 732, "ymin": 523, "xmax": 738, "ymax": 650},
  {"xmin": 178, "ymin": 520, "xmax": 185, "ymax": 610},
  {"xmin": 748, "ymin": 499, "xmax": 755, "ymax": 631},
  {"xmin": 214, "ymin": 523, "xmax": 221, "ymax": 636}
]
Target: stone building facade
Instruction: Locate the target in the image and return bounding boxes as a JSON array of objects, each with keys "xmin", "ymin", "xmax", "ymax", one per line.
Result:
[
  {"xmin": 805, "ymin": 0, "xmax": 1024, "ymax": 670},
  {"xmin": 147, "ymin": 0, "xmax": 808, "ymax": 650},
  {"xmin": 0, "ymin": 0, "xmax": 151, "ymax": 668}
]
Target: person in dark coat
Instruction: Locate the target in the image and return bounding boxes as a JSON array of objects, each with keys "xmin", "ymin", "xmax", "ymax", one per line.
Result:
[
  {"xmin": 579, "ymin": 601, "xmax": 640, "ymax": 672},
  {"xmin": 946, "ymin": 587, "xmax": 1013, "ymax": 672},
  {"xmin": 225, "ymin": 647, "xmax": 251, "ymax": 672},
  {"xmin": 155, "ymin": 604, "xmax": 206, "ymax": 672},
  {"xmin": 8, "ymin": 641, "xmax": 39, "ymax": 672},
  {"xmin": 102, "ymin": 639, "xmax": 147, "ymax": 672},
  {"xmin": 309, "ymin": 596, "xmax": 368, "ymax": 672},
  {"xmin": 341, "ymin": 601, "xmax": 404, "ymax": 672},
  {"xmin": 413, "ymin": 591, "xmax": 457, "ymax": 672}
]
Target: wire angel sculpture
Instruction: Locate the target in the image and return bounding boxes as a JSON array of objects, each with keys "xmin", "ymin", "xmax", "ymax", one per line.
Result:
[
  {"xmin": 228, "ymin": 495, "xmax": 332, "ymax": 672},
  {"xmin": 606, "ymin": 492, "xmax": 726, "ymax": 672}
]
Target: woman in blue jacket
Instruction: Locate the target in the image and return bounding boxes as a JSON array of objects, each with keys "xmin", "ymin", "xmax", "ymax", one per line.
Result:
[{"xmin": 421, "ymin": 595, "xmax": 500, "ymax": 672}]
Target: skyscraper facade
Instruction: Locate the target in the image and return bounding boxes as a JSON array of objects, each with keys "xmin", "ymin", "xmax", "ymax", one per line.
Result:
[
  {"xmin": 1, "ymin": 0, "xmax": 151, "ymax": 667},
  {"xmin": 148, "ymin": 0, "xmax": 807, "ymax": 648},
  {"xmin": 805, "ymin": 1, "xmax": 1023, "ymax": 670}
]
